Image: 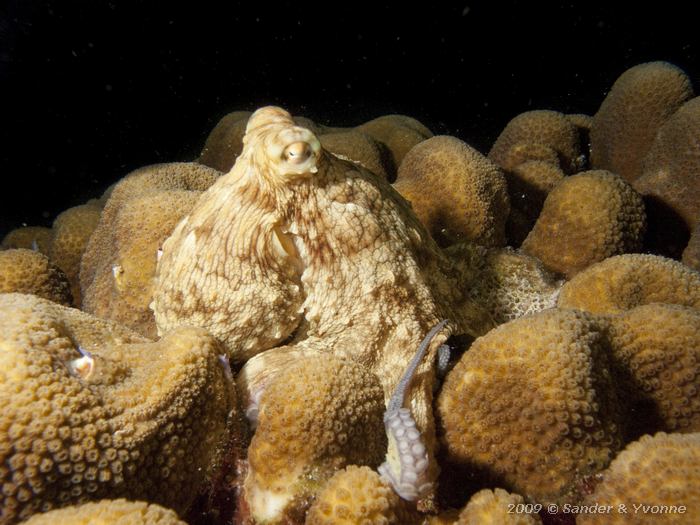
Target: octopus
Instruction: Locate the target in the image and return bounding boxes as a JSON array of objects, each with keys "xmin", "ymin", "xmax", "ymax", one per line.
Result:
[{"xmin": 151, "ymin": 106, "xmax": 548, "ymax": 507}]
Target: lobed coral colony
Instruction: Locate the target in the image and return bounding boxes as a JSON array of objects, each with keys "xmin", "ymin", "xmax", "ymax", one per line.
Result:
[{"xmin": 1, "ymin": 61, "xmax": 699, "ymax": 525}]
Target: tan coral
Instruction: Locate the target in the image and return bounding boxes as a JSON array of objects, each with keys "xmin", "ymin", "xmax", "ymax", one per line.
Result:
[
  {"xmin": 578, "ymin": 432, "xmax": 700, "ymax": 524},
  {"xmin": 22, "ymin": 498, "xmax": 187, "ymax": 525},
  {"xmin": 0, "ymin": 249, "xmax": 72, "ymax": 305},
  {"xmin": 683, "ymin": 223, "xmax": 700, "ymax": 271},
  {"xmin": 557, "ymin": 254, "xmax": 700, "ymax": 315},
  {"xmin": 49, "ymin": 203, "xmax": 102, "ymax": 306},
  {"xmin": 0, "ymin": 293, "xmax": 236, "ymax": 524},
  {"xmin": 82, "ymin": 191, "xmax": 201, "ymax": 338},
  {"xmin": 634, "ymin": 96, "xmax": 700, "ymax": 232},
  {"xmin": 198, "ymin": 110, "xmax": 252, "ymax": 172},
  {"xmin": 437, "ymin": 308, "xmax": 624, "ymax": 505},
  {"xmin": 607, "ymin": 304, "xmax": 700, "ymax": 433},
  {"xmin": 393, "ymin": 135, "xmax": 510, "ymax": 247},
  {"xmin": 319, "ymin": 129, "xmax": 393, "ymax": 181},
  {"xmin": 590, "ymin": 61, "xmax": 694, "ymax": 183},
  {"xmin": 243, "ymin": 356, "xmax": 386, "ymax": 523},
  {"xmin": 304, "ymin": 465, "xmax": 421, "ymax": 525},
  {"xmin": 456, "ymin": 488, "xmax": 542, "ymax": 525},
  {"xmin": 356, "ymin": 114, "xmax": 433, "ymax": 171},
  {"xmin": 80, "ymin": 162, "xmax": 221, "ymax": 336},
  {"xmin": 503, "ymin": 160, "xmax": 565, "ymax": 245},
  {"xmin": 1, "ymin": 226, "xmax": 53, "ymax": 255},
  {"xmin": 488, "ymin": 110, "xmax": 583, "ymax": 174},
  {"xmin": 521, "ymin": 170, "xmax": 646, "ymax": 277}
]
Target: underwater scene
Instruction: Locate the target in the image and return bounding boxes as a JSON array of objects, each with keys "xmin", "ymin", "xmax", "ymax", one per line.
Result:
[{"xmin": 1, "ymin": 2, "xmax": 699, "ymax": 524}]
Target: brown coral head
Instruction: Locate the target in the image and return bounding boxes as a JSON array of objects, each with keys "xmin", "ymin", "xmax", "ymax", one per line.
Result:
[{"xmin": 242, "ymin": 105, "xmax": 322, "ymax": 180}]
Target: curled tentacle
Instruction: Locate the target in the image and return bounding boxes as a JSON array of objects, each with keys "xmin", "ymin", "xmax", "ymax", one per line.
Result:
[{"xmin": 379, "ymin": 319, "xmax": 447, "ymax": 501}]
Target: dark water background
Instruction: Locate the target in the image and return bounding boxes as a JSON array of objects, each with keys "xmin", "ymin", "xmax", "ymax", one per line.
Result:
[{"xmin": 0, "ymin": 1, "xmax": 697, "ymax": 238}]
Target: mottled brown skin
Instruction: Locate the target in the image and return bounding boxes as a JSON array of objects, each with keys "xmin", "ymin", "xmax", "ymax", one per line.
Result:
[
  {"xmin": 521, "ymin": 170, "xmax": 646, "ymax": 278},
  {"xmin": 1, "ymin": 226, "xmax": 53, "ymax": 255},
  {"xmin": 49, "ymin": 203, "xmax": 102, "ymax": 307},
  {"xmin": 578, "ymin": 432, "xmax": 700, "ymax": 524},
  {"xmin": 557, "ymin": 254, "xmax": 700, "ymax": 315},
  {"xmin": 0, "ymin": 293, "xmax": 237, "ymax": 524},
  {"xmin": 488, "ymin": 110, "xmax": 583, "ymax": 174},
  {"xmin": 394, "ymin": 136, "xmax": 510, "ymax": 248},
  {"xmin": 607, "ymin": 304, "xmax": 700, "ymax": 433},
  {"xmin": 634, "ymin": 96, "xmax": 700, "ymax": 232},
  {"xmin": 22, "ymin": 499, "xmax": 187, "ymax": 525},
  {"xmin": 153, "ymin": 107, "xmax": 479, "ymax": 509},
  {"xmin": 437, "ymin": 309, "xmax": 625, "ymax": 506},
  {"xmin": 0, "ymin": 249, "xmax": 73, "ymax": 306},
  {"xmin": 590, "ymin": 61, "xmax": 694, "ymax": 183}
]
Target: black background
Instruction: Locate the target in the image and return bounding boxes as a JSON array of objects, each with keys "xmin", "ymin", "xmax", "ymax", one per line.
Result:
[{"xmin": 1, "ymin": 0, "xmax": 698, "ymax": 238}]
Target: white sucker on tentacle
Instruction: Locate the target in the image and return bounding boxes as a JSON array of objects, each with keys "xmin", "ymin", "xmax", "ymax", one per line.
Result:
[{"xmin": 378, "ymin": 319, "xmax": 448, "ymax": 501}]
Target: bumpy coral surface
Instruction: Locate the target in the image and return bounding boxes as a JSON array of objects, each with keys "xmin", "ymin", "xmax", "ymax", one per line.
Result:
[
  {"xmin": 521, "ymin": 170, "xmax": 646, "ymax": 277},
  {"xmin": 0, "ymin": 293, "xmax": 236, "ymax": 523},
  {"xmin": 356, "ymin": 114, "xmax": 433, "ymax": 170},
  {"xmin": 438, "ymin": 309, "xmax": 624, "ymax": 505},
  {"xmin": 684, "ymin": 223, "xmax": 700, "ymax": 271},
  {"xmin": 80, "ymin": 162, "xmax": 221, "ymax": 336},
  {"xmin": 243, "ymin": 356, "xmax": 386, "ymax": 523},
  {"xmin": 634, "ymin": 96, "xmax": 700, "ymax": 231},
  {"xmin": 488, "ymin": 110, "xmax": 583, "ymax": 174},
  {"xmin": 49, "ymin": 203, "xmax": 102, "ymax": 306},
  {"xmin": 578, "ymin": 432, "xmax": 700, "ymax": 524},
  {"xmin": 608, "ymin": 304, "xmax": 700, "ymax": 433},
  {"xmin": 305, "ymin": 465, "xmax": 420, "ymax": 525},
  {"xmin": 1, "ymin": 226, "xmax": 53, "ymax": 255},
  {"xmin": 83, "ymin": 191, "xmax": 201, "ymax": 338},
  {"xmin": 22, "ymin": 498, "xmax": 187, "ymax": 525},
  {"xmin": 198, "ymin": 110, "xmax": 252, "ymax": 172},
  {"xmin": 456, "ymin": 488, "xmax": 542, "ymax": 525},
  {"xmin": 0, "ymin": 249, "xmax": 72, "ymax": 306},
  {"xmin": 590, "ymin": 61, "xmax": 694, "ymax": 183},
  {"xmin": 393, "ymin": 135, "xmax": 510, "ymax": 247},
  {"xmin": 557, "ymin": 254, "xmax": 700, "ymax": 314},
  {"xmin": 319, "ymin": 129, "xmax": 393, "ymax": 181}
]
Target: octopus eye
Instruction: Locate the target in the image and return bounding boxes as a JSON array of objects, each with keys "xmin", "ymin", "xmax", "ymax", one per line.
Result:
[
  {"xmin": 282, "ymin": 141, "xmax": 313, "ymax": 164},
  {"xmin": 67, "ymin": 346, "xmax": 95, "ymax": 380}
]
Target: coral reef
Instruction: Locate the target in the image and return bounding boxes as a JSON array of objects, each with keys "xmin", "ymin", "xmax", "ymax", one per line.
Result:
[
  {"xmin": 49, "ymin": 203, "xmax": 102, "ymax": 306},
  {"xmin": 0, "ymin": 249, "xmax": 73, "ymax": 306},
  {"xmin": 356, "ymin": 114, "xmax": 432, "ymax": 170},
  {"xmin": 437, "ymin": 308, "xmax": 624, "ymax": 505},
  {"xmin": 557, "ymin": 254, "xmax": 700, "ymax": 314},
  {"xmin": 590, "ymin": 61, "xmax": 694, "ymax": 183},
  {"xmin": 455, "ymin": 488, "xmax": 542, "ymax": 525},
  {"xmin": 521, "ymin": 170, "xmax": 646, "ymax": 277},
  {"xmin": 0, "ymin": 293, "xmax": 237, "ymax": 523},
  {"xmin": 305, "ymin": 466, "xmax": 420, "ymax": 525},
  {"xmin": 242, "ymin": 355, "xmax": 386, "ymax": 523},
  {"xmin": 578, "ymin": 432, "xmax": 700, "ymax": 524},
  {"xmin": 684, "ymin": 223, "xmax": 700, "ymax": 271},
  {"xmin": 393, "ymin": 135, "xmax": 510, "ymax": 247},
  {"xmin": 607, "ymin": 304, "xmax": 700, "ymax": 433},
  {"xmin": 1, "ymin": 226, "xmax": 53, "ymax": 255},
  {"xmin": 80, "ymin": 162, "xmax": 221, "ymax": 337},
  {"xmin": 488, "ymin": 110, "xmax": 583, "ymax": 174},
  {"xmin": 22, "ymin": 499, "xmax": 187, "ymax": 525},
  {"xmin": 198, "ymin": 110, "xmax": 253, "ymax": 172},
  {"xmin": 319, "ymin": 129, "xmax": 393, "ymax": 181}
]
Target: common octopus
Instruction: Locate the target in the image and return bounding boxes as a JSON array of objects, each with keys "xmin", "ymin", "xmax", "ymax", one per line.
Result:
[{"xmin": 151, "ymin": 106, "xmax": 549, "ymax": 513}]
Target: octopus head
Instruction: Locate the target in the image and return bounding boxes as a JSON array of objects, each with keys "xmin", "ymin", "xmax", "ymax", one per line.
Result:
[{"xmin": 243, "ymin": 106, "xmax": 322, "ymax": 183}]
